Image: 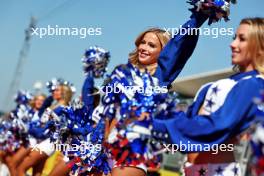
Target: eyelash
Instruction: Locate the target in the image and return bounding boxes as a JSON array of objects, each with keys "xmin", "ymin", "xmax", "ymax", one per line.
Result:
[
  {"xmin": 233, "ymin": 35, "xmax": 246, "ymax": 42},
  {"xmin": 140, "ymin": 41, "xmax": 156, "ymax": 48},
  {"xmin": 149, "ymin": 43, "xmax": 155, "ymax": 48},
  {"xmin": 240, "ymin": 37, "xmax": 246, "ymax": 41}
]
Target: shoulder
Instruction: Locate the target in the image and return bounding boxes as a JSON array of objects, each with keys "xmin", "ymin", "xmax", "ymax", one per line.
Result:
[
  {"xmin": 235, "ymin": 74, "xmax": 264, "ymax": 90},
  {"xmin": 113, "ymin": 63, "xmax": 132, "ymax": 72},
  {"xmin": 219, "ymin": 74, "xmax": 264, "ymax": 103},
  {"xmin": 111, "ymin": 63, "xmax": 135, "ymax": 77},
  {"xmin": 194, "ymin": 82, "xmax": 213, "ymax": 101},
  {"xmin": 53, "ymin": 105, "xmax": 65, "ymax": 114}
]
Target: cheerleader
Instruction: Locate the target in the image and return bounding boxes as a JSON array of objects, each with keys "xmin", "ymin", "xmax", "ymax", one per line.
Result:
[
  {"xmin": 97, "ymin": 1, "xmax": 238, "ymax": 175},
  {"xmin": 17, "ymin": 79, "xmax": 74, "ymax": 176},
  {"xmin": 152, "ymin": 17, "xmax": 264, "ymax": 176},
  {"xmin": 28, "ymin": 94, "xmax": 46, "ymax": 146},
  {"xmin": 95, "ymin": 3, "xmax": 228, "ymax": 176},
  {"xmin": 48, "ymin": 46, "xmax": 110, "ymax": 176},
  {"xmin": 2, "ymin": 90, "xmax": 34, "ymax": 176}
]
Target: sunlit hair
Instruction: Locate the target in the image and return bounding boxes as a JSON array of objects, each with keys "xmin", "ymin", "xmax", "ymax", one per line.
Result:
[
  {"xmin": 30, "ymin": 94, "xmax": 46, "ymax": 109},
  {"xmin": 129, "ymin": 28, "xmax": 171, "ymax": 75},
  {"xmin": 240, "ymin": 17, "xmax": 264, "ymax": 75},
  {"xmin": 60, "ymin": 85, "xmax": 73, "ymax": 106}
]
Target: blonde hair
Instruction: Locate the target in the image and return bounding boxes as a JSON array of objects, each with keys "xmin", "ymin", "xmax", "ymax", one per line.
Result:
[
  {"xmin": 129, "ymin": 28, "xmax": 171, "ymax": 75},
  {"xmin": 61, "ymin": 85, "xmax": 73, "ymax": 106},
  {"xmin": 30, "ymin": 94, "xmax": 46, "ymax": 109},
  {"xmin": 240, "ymin": 18, "xmax": 264, "ymax": 75},
  {"xmin": 51, "ymin": 85, "xmax": 73, "ymax": 109}
]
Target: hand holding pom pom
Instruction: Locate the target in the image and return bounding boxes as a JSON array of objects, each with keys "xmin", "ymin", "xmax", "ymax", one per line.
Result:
[
  {"xmin": 46, "ymin": 78, "xmax": 64, "ymax": 93},
  {"xmin": 46, "ymin": 78, "xmax": 76, "ymax": 93},
  {"xmin": 188, "ymin": 0, "xmax": 237, "ymax": 25},
  {"xmin": 82, "ymin": 46, "xmax": 110, "ymax": 78},
  {"xmin": 14, "ymin": 90, "xmax": 33, "ymax": 105}
]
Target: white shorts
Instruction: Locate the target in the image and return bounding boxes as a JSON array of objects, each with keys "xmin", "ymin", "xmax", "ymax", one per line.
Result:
[
  {"xmin": 29, "ymin": 137, "xmax": 37, "ymax": 147},
  {"xmin": 34, "ymin": 139, "xmax": 55, "ymax": 156},
  {"xmin": 0, "ymin": 162, "xmax": 10, "ymax": 176},
  {"xmin": 184, "ymin": 162, "xmax": 241, "ymax": 176}
]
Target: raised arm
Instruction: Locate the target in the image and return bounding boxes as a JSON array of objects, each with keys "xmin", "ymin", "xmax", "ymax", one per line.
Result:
[
  {"xmin": 82, "ymin": 74, "xmax": 95, "ymax": 117},
  {"xmin": 38, "ymin": 95, "xmax": 53, "ymax": 117},
  {"xmin": 154, "ymin": 11, "xmax": 208, "ymax": 87}
]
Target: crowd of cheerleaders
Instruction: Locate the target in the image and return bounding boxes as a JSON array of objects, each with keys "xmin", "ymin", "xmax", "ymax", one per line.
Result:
[{"xmin": 1, "ymin": 0, "xmax": 264, "ymax": 175}]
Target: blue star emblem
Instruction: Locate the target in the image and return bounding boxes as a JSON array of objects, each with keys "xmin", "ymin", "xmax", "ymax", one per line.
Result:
[
  {"xmin": 232, "ymin": 165, "xmax": 239, "ymax": 176},
  {"xmin": 215, "ymin": 166, "xmax": 223, "ymax": 175},
  {"xmin": 198, "ymin": 167, "xmax": 207, "ymax": 176},
  {"xmin": 211, "ymin": 85, "xmax": 220, "ymax": 95},
  {"xmin": 205, "ymin": 98, "xmax": 215, "ymax": 109}
]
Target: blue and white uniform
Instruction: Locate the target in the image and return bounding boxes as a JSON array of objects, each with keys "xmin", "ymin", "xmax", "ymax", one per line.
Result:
[
  {"xmin": 153, "ymin": 70, "xmax": 264, "ymax": 149},
  {"xmin": 154, "ymin": 11, "xmax": 207, "ymax": 88},
  {"xmin": 30, "ymin": 105, "xmax": 65, "ymax": 156},
  {"xmin": 153, "ymin": 70, "xmax": 264, "ymax": 176},
  {"xmin": 97, "ymin": 11, "xmax": 209, "ymax": 173}
]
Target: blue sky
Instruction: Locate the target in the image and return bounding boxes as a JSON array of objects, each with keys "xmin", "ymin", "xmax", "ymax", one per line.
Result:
[{"xmin": 0, "ymin": 0, "xmax": 263, "ymax": 110}]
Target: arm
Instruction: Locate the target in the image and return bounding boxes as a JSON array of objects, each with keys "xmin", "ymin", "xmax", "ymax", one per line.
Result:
[
  {"xmin": 154, "ymin": 12, "xmax": 208, "ymax": 87},
  {"xmin": 38, "ymin": 96, "xmax": 53, "ymax": 117},
  {"xmin": 82, "ymin": 75, "xmax": 95, "ymax": 117},
  {"xmin": 153, "ymin": 78, "xmax": 263, "ymax": 151},
  {"xmin": 28, "ymin": 121, "xmax": 54, "ymax": 139}
]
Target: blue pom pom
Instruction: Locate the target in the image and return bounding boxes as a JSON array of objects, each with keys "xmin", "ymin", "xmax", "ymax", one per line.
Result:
[
  {"xmin": 214, "ymin": 0, "xmax": 225, "ymax": 7},
  {"xmin": 187, "ymin": 0, "xmax": 237, "ymax": 25},
  {"xmin": 14, "ymin": 90, "xmax": 33, "ymax": 105},
  {"xmin": 46, "ymin": 78, "xmax": 76, "ymax": 93},
  {"xmin": 82, "ymin": 46, "xmax": 110, "ymax": 78}
]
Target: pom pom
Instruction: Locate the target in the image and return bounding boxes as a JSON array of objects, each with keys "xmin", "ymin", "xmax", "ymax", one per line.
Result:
[
  {"xmin": 0, "ymin": 104, "xmax": 33, "ymax": 153},
  {"xmin": 154, "ymin": 92, "xmax": 180, "ymax": 119},
  {"xmin": 188, "ymin": 0, "xmax": 237, "ymax": 25},
  {"xmin": 101, "ymin": 63, "xmax": 168, "ymax": 167},
  {"xmin": 46, "ymin": 78, "xmax": 64, "ymax": 92},
  {"xmin": 14, "ymin": 90, "xmax": 33, "ymax": 105},
  {"xmin": 45, "ymin": 103, "xmax": 110, "ymax": 175},
  {"xmin": 82, "ymin": 46, "xmax": 110, "ymax": 78},
  {"xmin": 248, "ymin": 90, "xmax": 264, "ymax": 175},
  {"xmin": 46, "ymin": 78, "xmax": 76, "ymax": 93}
]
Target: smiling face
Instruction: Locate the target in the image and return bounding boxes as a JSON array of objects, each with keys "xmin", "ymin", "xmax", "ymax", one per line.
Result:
[
  {"xmin": 137, "ymin": 32, "xmax": 162, "ymax": 65},
  {"xmin": 52, "ymin": 85, "xmax": 62, "ymax": 101},
  {"xmin": 34, "ymin": 95, "xmax": 45, "ymax": 110},
  {"xmin": 230, "ymin": 24, "xmax": 254, "ymax": 72}
]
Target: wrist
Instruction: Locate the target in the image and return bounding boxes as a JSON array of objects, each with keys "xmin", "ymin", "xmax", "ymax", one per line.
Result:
[{"xmin": 190, "ymin": 9, "xmax": 209, "ymax": 27}]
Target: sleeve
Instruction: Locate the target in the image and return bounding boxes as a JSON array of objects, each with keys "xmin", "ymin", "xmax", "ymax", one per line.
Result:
[
  {"xmin": 38, "ymin": 96, "xmax": 53, "ymax": 117},
  {"xmin": 28, "ymin": 122, "xmax": 51, "ymax": 139},
  {"xmin": 152, "ymin": 78, "xmax": 263, "ymax": 151},
  {"xmin": 53, "ymin": 106, "xmax": 64, "ymax": 116},
  {"xmin": 82, "ymin": 75, "xmax": 94, "ymax": 117},
  {"xmin": 154, "ymin": 12, "xmax": 208, "ymax": 87}
]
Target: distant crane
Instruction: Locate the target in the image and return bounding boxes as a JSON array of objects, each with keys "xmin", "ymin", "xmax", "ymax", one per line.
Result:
[
  {"xmin": 3, "ymin": 0, "xmax": 76, "ymax": 111},
  {"xmin": 4, "ymin": 16, "xmax": 37, "ymax": 111}
]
